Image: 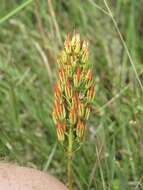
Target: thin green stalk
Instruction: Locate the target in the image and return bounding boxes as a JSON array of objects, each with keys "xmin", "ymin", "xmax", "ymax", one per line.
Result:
[
  {"xmin": 0, "ymin": 0, "xmax": 33, "ymax": 25},
  {"xmin": 103, "ymin": 0, "xmax": 143, "ymax": 92},
  {"xmin": 67, "ymin": 127, "xmax": 73, "ymax": 190}
]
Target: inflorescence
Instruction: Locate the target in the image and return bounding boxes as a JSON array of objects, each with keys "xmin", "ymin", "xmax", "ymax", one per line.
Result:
[{"xmin": 52, "ymin": 33, "xmax": 95, "ymax": 142}]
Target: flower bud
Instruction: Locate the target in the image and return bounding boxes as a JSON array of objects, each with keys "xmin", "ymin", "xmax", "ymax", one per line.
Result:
[
  {"xmin": 86, "ymin": 69, "xmax": 93, "ymax": 80},
  {"xmin": 55, "ymin": 102, "xmax": 66, "ymax": 120},
  {"xmin": 73, "ymin": 67, "xmax": 81, "ymax": 87},
  {"xmin": 78, "ymin": 101, "xmax": 84, "ymax": 118},
  {"xmin": 69, "ymin": 108, "xmax": 77, "ymax": 125},
  {"xmin": 82, "ymin": 49, "xmax": 89, "ymax": 63},
  {"xmin": 82, "ymin": 40, "xmax": 88, "ymax": 52},
  {"xmin": 59, "ymin": 67, "xmax": 66, "ymax": 84},
  {"xmin": 65, "ymin": 65, "xmax": 72, "ymax": 78},
  {"xmin": 85, "ymin": 106, "xmax": 91, "ymax": 120},
  {"xmin": 65, "ymin": 33, "xmax": 71, "ymax": 54},
  {"xmin": 52, "ymin": 110, "xmax": 58, "ymax": 124},
  {"xmin": 87, "ymin": 85, "xmax": 95, "ymax": 102},
  {"xmin": 65, "ymin": 80, "xmax": 73, "ymax": 99},
  {"xmin": 85, "ymin": 69, "xmax": 93, "ymax": 88},
  {"xmin": 54, "ymin": 85, "xmax": 61, "ymax": 99},
  {"xmin": 75, "ymin": 43, "xmax": 81, "ymax": 54},
  {"xmin": 71, "ymin": 34, "xmax": 81, "ymax": 54},
  {"xmin": 56, "ymin": 122, "xmax": 65, "ymax": 141},
  {"xmin": 58, "ymin": 81, "xmax": 63, "ymax": 92},
  {"xmin": 63, "ymin": 121, "xmax": 67, "ymax": 132},
  {"xmin": 76, "ymin": 119, "xmax": 86, "ymax": 138},
  {"xmin": 71, "ymin": 33, "xmax": 80, "ymax": 46},
  {"xmin": 71, "ymin": 92, "xmax": 79, "ymax": 110},
  {"xmin": 60, "ymin": 50, "xmax": 68, "ymax": 64}
]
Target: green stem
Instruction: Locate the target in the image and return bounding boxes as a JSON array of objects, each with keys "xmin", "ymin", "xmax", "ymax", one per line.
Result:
[
  {"xmin": 67, "ymin": 127, "xmax": 73, "ymax": 190},
  {"xmin": 0, "ymin": 0, "xmax": 33, "ymax": 25}
]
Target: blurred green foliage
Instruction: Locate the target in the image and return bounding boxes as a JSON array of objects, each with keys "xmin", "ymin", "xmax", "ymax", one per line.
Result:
[{"xmin": 0, "ymin": 0, "xmax": 143, "ymax": 189}]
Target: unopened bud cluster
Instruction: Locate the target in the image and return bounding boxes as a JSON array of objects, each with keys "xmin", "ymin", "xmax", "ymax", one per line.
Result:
[{"xmin": 52, "ymin": 33, "xmax": 95, "ymax": 142}]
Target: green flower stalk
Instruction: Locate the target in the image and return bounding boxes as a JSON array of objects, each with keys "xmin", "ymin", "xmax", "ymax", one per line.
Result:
[{"xmin": 52, "ymin": 32, "xmax": 95, "ymax": 190}]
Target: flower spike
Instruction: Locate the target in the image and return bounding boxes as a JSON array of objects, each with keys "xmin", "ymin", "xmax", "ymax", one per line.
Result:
[
  {"xmin": 53, "ymin": 32, "xmax": 95, "ymax": 142},
  {"xmin": 52, "ymin": 32, "xmax": 96, "ymax": 190}
]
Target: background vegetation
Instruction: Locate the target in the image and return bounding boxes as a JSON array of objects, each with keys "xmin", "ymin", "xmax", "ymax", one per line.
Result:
[{"xmin": 0, "ymin": 0, "xmax": 143, "ymax": 189}]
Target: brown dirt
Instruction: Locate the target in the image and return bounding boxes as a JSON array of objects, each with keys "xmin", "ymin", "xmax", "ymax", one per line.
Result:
[{"xmin": 0, "ymin": 163, "xmax": 67, "ymax": 190}]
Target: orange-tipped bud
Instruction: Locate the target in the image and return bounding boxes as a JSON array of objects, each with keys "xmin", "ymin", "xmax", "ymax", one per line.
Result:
[
  {"xmin": 82, "ymin": 49, "xmax": 89, "ymax": 63},
  {"xmin": 55, "ymin": 102, "xmax": 66, "ymax": 120},
  {"xmin": 87, "ymin": 87, "xmax": 95, "ymax": 101},
  {"xmin": 59, "ymin": 67, "xmax": 66, "ymax": 84},
  {"xmin": 73, "ymin": 67, "xmax": 81, "ymax": 87},
  {"xmin": 87, "ymin": 85, "xmax": 95, "ymax": 102},
  {"xmin": 76, "ymin": 119, "xmax": 86, "ymax": 138},
  {"xmin": 54, "ymin": 85, "xmax": 61, "ymax": 99},
  {"xmin": 86, "ymin": 69, "xmax": 93, "ymax": 80},
  {"xmin": 56, "ymin": 123, "xmax": 65, "ymax": 141},
  {"xmin": 63, "ymin": 121, "xmax": 67, "ymax": 132},
  {"xmin": 71, "ymin": 34, "xmax": 81, "ymax": 54},
  {"xmin": 76, "ymin": 67, "xmax": 81, "ymax": 80},
  {"xmin": 69, "ymin": 108, "xmax": 77, "ymax": 125},
  {"xmin": 65, "ymin": 33, "xmax": 71, "ymax": 54},
  {"xmin": 85, "ymin": 69, "xmax": 93, "ymax": 88},
  {"xmin": 78, "ymin": 101, "xmax": 84, "ymax": 118},
  {"xmin": 71, "ymin": 93, "xmax": 79, "ymax": 110},
  {"xmin": 65, "ymin": 80, "xmax": 73, "ymax": 99},
  {"xmin": 85, "ymin": 106, "xmax": 91, "ymax": 120}
]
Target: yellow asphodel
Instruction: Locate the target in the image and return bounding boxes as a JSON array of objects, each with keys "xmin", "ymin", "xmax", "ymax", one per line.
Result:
[{"xmin": 52, "ymin": 32, "xmax": 95, "ymax": 190}]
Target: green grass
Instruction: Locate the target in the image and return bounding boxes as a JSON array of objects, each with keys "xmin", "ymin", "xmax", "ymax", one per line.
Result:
[{"xmin": 0, "ymin": 0, "xmax": 143, "ymax": 189}]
